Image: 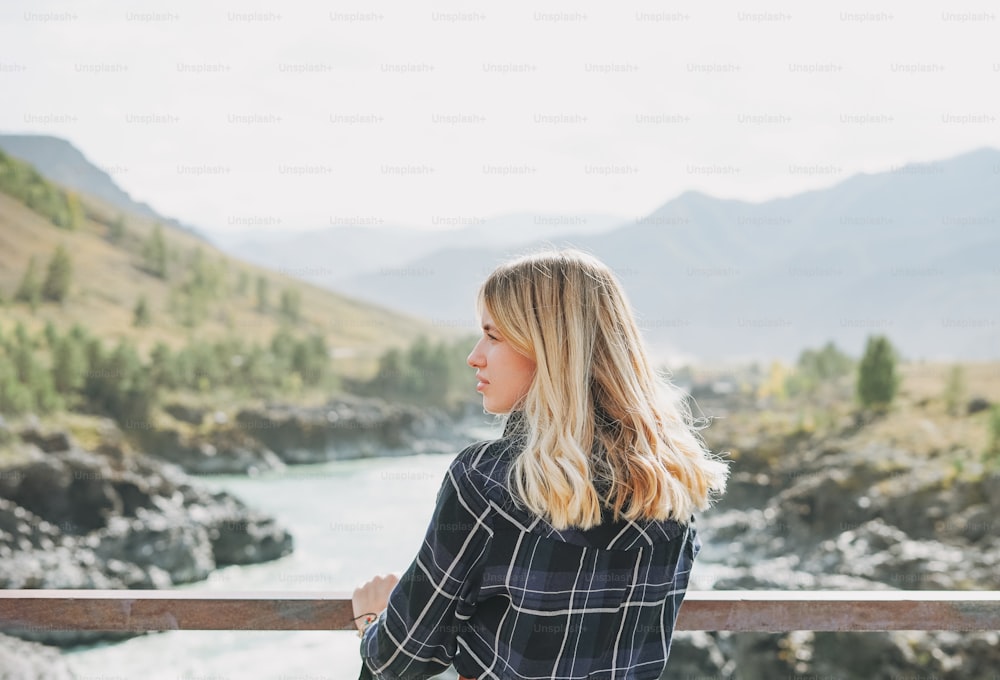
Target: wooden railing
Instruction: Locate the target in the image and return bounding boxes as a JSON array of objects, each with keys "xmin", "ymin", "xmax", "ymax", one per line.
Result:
[{"xmin": 1, "ymin": 590, "xmax": 999, "ymax": 633}]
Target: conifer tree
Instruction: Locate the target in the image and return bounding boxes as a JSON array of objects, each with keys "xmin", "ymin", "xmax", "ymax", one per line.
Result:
[
  {"xmin": 133, "ymin": 294, "xmax": 152, "ymax": 327},
  {"xmin": 52, "ymin": 333, "xmax": 87, "ymax": 395},
  {"xmin": 142, "ymin": 224, "xmax": 169, "ymax": 278},
  {"xmin": 857, "ymin": 335, "xmax": 899, "ymax": 411},
  {"xmin": 943, "ymin": 364, "xmax": 965, "ymax": 416},
  {"xmin": 15, "ymin": 257, "xmax": 42, "ymax": 310},
  {"xmin": 42, "ymin": 244, "xmax": 73, "ymax": 302},
  {"xmin": 109, "ymin": 213, "xmax": 126, "ymax": 243},
  {"xmin": 279, "ymin": 287, "xmax": 302, "ymax": 323},
  {"xmin": 256, "ymin": 275, "xmax": 270, "ymax": 312},
  {"xmin": 66, "ymin": 191, "xmax": 84, "ymax": 230}
]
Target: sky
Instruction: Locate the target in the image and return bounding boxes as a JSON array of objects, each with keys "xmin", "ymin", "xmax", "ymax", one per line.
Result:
[{"xmin": 2, "ymin": 0, "xmax": 1000, "ymax": 237}]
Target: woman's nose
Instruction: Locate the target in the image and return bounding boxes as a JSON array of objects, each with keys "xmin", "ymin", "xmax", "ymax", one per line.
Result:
[{"xmin": 467, "ymin": 341, "xmax": 484, "ymax": 368}]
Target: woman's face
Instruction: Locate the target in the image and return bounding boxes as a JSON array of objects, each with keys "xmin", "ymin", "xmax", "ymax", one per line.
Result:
[{"xmin": 467, "ymin": 309, "xmax": 536, "ymax": 414}]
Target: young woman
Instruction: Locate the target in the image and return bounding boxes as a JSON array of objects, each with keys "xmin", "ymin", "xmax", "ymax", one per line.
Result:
[{"xmin": 354, "ymin": 248, "xmax": 728, "ymax": 679}]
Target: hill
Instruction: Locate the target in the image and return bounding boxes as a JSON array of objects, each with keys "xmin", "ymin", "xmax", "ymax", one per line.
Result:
[
  {"xmin": 0, "ymin": 133, "xmax": 203, "ymax": 239},
  {"xmin": 0, "ymin": 145, "xmax": 451, "ymax": 370}
]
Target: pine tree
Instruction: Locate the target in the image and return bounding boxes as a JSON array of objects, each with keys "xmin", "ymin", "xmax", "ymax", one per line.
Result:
[
  {"xmin": 256, "ymin": 275, "xmax": 270, "ymax": 312},
  {"xmin": 857, "ymin": 335, "xmax": 899, "ymax": 411},
  {"xmin": 66, "ymin": 191, "xmax": 84, "ymax": 230},
  {"xmin": 0, "ymin": 357, "xmax": 33, "ymax": 415},
  {"xmin": 148, "ymin": 341, "xmax": 174, "ymax": 389},
  {"xmin": 986, "ymin": 405, "xmax": 1000, "ymax": 466},
  {"xmin": 43, "ymin": 321, "xmax": 58, "ymax": 348},
  {"xmin": 42, "ymin": 244, "xmax": 73, "ymax": 302},
  {"xmin": 142, "ymin": 224, "xmax": 169, "ymax": 278},
  {"xmin": 15, "ymin": 257, "xmax": 42, "ymax": 310},
  {"xmin": 133, "ymin": 294, "xmax": 152, "ymax": 327},
  {"xmin": 236, "ymin": 270, "xmax": 249, "ymax": 296},
  {"xmin": 109, "ymin": 213, "xmax": 126, "ymax": 243},
  {"xmin": 943, "ymin": 364, "xmax": 965, "ymax": 416},
  {"xmin": 279, "ymin": 287, "xmax": 302, "ymax": 323},
  {"xmin": 52, "ymin": 333, "xmax": 87, "ymax": 394}
]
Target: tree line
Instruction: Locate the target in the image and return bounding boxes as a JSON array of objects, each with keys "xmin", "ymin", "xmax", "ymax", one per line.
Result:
[
  {"xmin": 0, "ymin": 321, "xmax": 480, "ymax": 423},
  {"xmin": 0, "ymin": 322, "xmax": 333, "ymax": 422},
  {"xmin": 346, "ymin": 336, "xmax": 475, "ymax": 409}
]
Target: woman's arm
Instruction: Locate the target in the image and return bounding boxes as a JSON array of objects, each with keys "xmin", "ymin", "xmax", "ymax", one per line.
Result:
[{"xmin": 358, "ymin": 453, "xmax": 494, "ymax": 679}]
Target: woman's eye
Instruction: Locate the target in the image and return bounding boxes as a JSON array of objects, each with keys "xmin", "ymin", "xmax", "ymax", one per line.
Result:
[{"xmin": 487, "ymin": 333, "xmax": 499, "ymax": 341}]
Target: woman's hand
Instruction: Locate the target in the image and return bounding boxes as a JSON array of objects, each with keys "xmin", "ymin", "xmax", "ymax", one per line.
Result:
[{"xmin": 352, "ymin": 573, "xmax": 401, "ymax": 633}]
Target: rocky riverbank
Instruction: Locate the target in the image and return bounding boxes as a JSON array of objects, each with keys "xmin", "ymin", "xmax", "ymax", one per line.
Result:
[
  {"xmin": 0, "ymin": 424, "xmax": 294, "ymax": 648},
  {"xmin": 137, "ymin": 395, "xmax": 480, "ymax": 475},
  {"xmin": 662, "ymin": 395, "xmax": 1000, "ymax": 679}
]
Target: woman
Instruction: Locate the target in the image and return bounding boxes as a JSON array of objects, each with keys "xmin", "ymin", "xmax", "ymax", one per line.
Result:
[{"xmin": 354, "ymin": 248, "xmax": 728, "ymax": 679}]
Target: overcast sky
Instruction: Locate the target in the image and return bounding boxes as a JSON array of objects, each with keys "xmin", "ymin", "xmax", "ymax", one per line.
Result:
[{"xmin": 2, "ymin": 0, "xmax": 999, "ymax": 236}]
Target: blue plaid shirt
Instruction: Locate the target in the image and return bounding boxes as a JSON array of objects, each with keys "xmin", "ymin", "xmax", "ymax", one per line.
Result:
[{"xmin": 359, "ymin": 413, "xmax": 700, "ymax": 679}]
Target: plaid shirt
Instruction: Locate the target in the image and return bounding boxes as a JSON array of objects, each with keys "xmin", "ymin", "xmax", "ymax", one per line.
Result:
[{"xmin": 359, "ymin": 412, "xmax": 701, "ymax": 679}]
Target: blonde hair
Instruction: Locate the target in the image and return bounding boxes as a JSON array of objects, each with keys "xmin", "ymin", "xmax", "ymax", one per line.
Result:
[{"xmin": 476, "ymin": 248, "xmax": 728, "ymax": 531}]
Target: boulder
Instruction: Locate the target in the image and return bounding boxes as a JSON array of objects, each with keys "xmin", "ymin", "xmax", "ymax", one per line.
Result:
[
  {"xmin": 0, "ymin": 428, "xmax": 295, "ymax": 646},
  {"xmin": 967, "ymin": 396, "xmax": 991, "ymax": 415}
]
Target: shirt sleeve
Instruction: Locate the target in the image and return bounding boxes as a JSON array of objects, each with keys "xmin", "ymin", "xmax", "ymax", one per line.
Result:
[{"xmin": 359, "ymin": 453, "xmax": 494, "ymax": 680}]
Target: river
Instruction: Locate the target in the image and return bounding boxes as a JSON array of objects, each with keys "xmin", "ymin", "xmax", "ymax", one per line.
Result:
[{"xmin": 62, "ymin": 426, "xmax": 724, "ymax": 679}]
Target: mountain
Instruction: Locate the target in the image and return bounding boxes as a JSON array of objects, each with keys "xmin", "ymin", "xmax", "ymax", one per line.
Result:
[
  {"xmin": 0, "ymin": 139, "xmax": 449, "ymax": 367},
  {"xmin": 211, "ymin": 212, "xmax": 627, "ymax": 285},
  {"xmin": 0, "ymin": 133, "xmax": 204, "ymax": 239},
  {"xmin": 328, "ymin": 148, "xmax": 1000, "ymax": 363}
]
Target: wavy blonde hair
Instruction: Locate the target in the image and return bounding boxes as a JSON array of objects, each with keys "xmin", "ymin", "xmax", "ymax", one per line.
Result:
[{"xmin": 476, "ymin": 248, "xmax": 728, "ymax": 530}]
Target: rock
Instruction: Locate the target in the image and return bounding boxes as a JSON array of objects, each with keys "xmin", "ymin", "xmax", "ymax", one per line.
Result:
[
  {"xmin": 200, "ymin": 495, "xmax": 294, "ymax": 566},
  {"xmin": 163, "ymin": 402, "xmax": 207, "ymax": 425},
  {"xmin": 967, "ymin": 397, "xmax": 991, "ymax": 415},
  {"xmin": 91, "ymin": 515, "xmax": 215, "ymax": 585},
  {"xmin": 662, "ymin": 631, "xmax": 728, "ymax": 677},
  {"xmin": 209, "ymin": 512, "xmax": 294, "ymax": 565},
  {"xmin": 715, "ymin": 631, "xmax": 798, "ymax": 679},
  {"xmin": 18, "ymin": 428, "xmax": 73, "ymax": 453},
  {"xmin": 0, "ymin": 428, "xmax": 295, "ymax": 646},
  {"xmin": 137, "ymin": 426, "xmax": 286, "ymax": 475},
  {"xmin": 7, "ymin": 448, "xmax": 121, "ymax": 534},
  {"xmin": 810, "ymin": 631, "xmax": 912, "ymax": 678},
  {"xmin": 233, "ymin": 396, "xmax": 462, "ymax": 465}
]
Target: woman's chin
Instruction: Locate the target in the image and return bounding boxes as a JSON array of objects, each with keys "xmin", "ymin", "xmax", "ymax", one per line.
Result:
[{"xmin": 482, "ymin": 400, "xmax": 510, "ymax": 416}]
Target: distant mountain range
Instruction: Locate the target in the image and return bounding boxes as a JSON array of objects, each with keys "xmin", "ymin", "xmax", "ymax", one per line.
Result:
[
  {"xmin": 215, "ymin": 213, "xmax": 628, "ymax": 283},
  {"xmin": 268, "ymin": 149, "xmax": 1000, "ymax": 363},
  {"xmin": 2, "ymin": 133, "xmax": 996, "ymax": 363}
]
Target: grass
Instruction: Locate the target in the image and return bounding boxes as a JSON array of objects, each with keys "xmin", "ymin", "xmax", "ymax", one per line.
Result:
[{"xmin": 699, "ymin": 359, "xmax": 1000, "ymax": 473}]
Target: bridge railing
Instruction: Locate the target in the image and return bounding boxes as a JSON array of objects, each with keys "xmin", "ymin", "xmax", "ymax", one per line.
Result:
[{"xmin": 2, "ymin": 590, "xmax": 998, "ymax": 634}]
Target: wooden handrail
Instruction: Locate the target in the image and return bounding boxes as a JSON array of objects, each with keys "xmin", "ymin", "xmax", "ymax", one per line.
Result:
[{"xmin": 1, "ymin": 590, "xmax": 998, "ymax": 633}]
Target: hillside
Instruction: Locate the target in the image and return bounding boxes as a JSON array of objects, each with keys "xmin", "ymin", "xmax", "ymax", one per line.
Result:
[
  {"xmin": 0, "ymin": 133, "xmax": 202, "ymax": 238},
  {"xmin": 0, "ymin": 148, "xmax": 453, "ymax": 371}
]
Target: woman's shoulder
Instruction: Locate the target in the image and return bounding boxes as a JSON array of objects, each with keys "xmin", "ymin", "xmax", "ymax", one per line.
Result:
[
  {"xmin": 452, "ymin": 435, "xmax": 519, "ymax": 481},
  {"xmin": 446, "ymin": 434, "xmax": 522, "ymax": 509}
]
